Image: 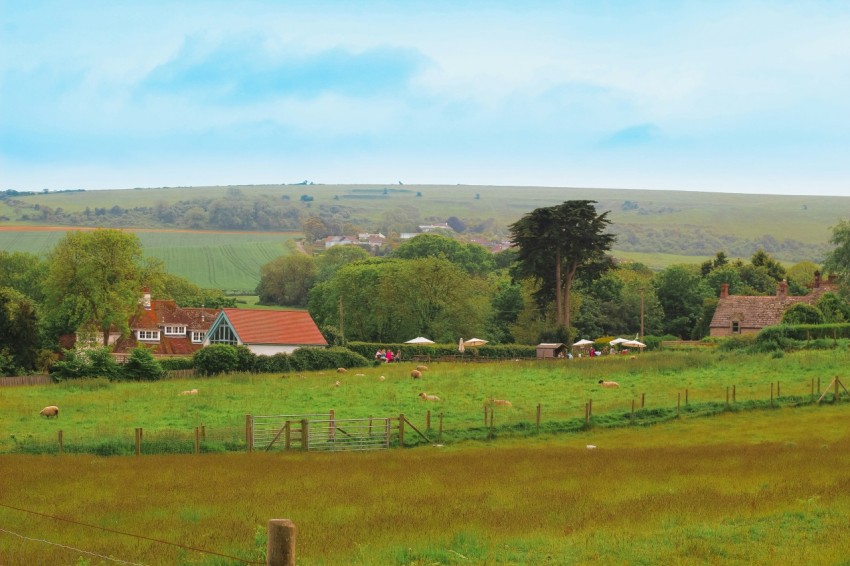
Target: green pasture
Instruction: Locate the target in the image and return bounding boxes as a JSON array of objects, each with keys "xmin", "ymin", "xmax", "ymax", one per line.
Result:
[
  {"xmin": 3, "ymin": 359, "xmax": 850, "ymax": 563},
  {"xmin": 0, "ymin": 229, "xmax": 298, "ymax": 291},
  {"xmin": 3, "ymin": 349, "xmax": 850, "ymax": 455}
]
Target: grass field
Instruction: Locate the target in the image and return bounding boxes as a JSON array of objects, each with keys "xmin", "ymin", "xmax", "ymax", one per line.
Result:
[
  {"xmin": 2, "ymin": 352, "xmax": 850, "ymax": 563},
  {"xmin": 0, "ymin": 228, "xmax": 299, "ymax": 291}
]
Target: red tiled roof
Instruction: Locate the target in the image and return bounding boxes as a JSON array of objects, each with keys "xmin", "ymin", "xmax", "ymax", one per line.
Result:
[
  {"xmin": 710, "ymin": 286, "xmax": 833, "ymax": 330},
  {"xmin": 129, "ymin": 301, "xmax": 218, "ymax": 331},
  {"xmin": 222, "ymin": 309, "xmax": 328, "ymax": 346}
]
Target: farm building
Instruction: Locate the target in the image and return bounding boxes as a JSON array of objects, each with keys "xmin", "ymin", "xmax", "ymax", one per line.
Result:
[
  {"xmin": 204, "ymin": 309, "xmax": 328, "ymax": 355},
  {"xmin": 111, "ymin": 288, "xmax": 218, "ymax": 357},
  {"xmin": 709, "ymin": 273, "xmax": 838, "ymax": 337},
  {"xmin": 536, "ymin": 343, "xmax": 567, "ymax": 359}
]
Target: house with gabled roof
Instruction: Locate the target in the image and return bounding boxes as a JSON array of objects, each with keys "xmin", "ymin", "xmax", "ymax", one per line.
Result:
[
  {"xmin": 709, "ymin": 273, "xmax": 838, "ymax": 337},
  {"xmin": 204, "ymin": 309, "xmax": 328, "ymax": 355},
  {"xmin": 111, "ymin": 289, "xmax": 219, "ymax": 356}
]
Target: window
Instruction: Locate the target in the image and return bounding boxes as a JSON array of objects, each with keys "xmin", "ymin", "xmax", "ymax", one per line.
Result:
[
  {"xmin": 164, "ymin": 325, "xmax": 186, "ymax": 336},
  {"xmin": 138, "ymin": 330, "xmax": 160, "ymax": 341},
  {"xmin": 191, "ymin": 331, "xmax": 206, "ymax": 344},
  {"xmin": 731, "ymin": 321, "xmax": 740, "ymax": 334},
  {"xmin": 208, "ymin": 323, "xmax": 238, "ymax": 346}
]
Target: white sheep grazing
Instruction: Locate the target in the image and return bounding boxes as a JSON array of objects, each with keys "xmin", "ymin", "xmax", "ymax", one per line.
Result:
[
  {"xmin": 39, "ymin": 405, "xmax": 59, "ymax": 418},
  {"xmin": 334, "ymin": 380, "xmax": 341, "ymax": 387},
  {"xmin": 419, "ymin": 392, "xmax": 441, "ymax": 402},
  {"xmin": 337, "ymin": 367, "xmax": 347, "ymax": 373},
  {"xmin": 378, "ymin": 375, "xmax": 386, "ymax": 381},
  {"xmin": 410, "ymin": 369, "xmax": 422, "ymax": 379},
  {"xmin": 179, "ymin": 389, "xmax": 198, "ymax": 395},
  {"xmin": 490, "ymin": 398, "xmax": 513, "ymax": 407},
  {"xmin": 416, "ymin": 365, "xmax": 428, "ymax": 372},
  {"xmin": 598, "ymin": 380, "xmax": 620, "ymax": 388}
]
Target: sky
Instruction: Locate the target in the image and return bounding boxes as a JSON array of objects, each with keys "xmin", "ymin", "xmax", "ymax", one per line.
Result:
[{"xmin": 2, "ymin": 1, "xmax": 850, "ymax": 196}]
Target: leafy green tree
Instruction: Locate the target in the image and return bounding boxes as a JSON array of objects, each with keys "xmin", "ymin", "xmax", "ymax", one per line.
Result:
[
  {"xmin": 391, "ymin": 234, "xmax": 495, "ymax": 276},
  {"xmin": 43, "ymin": 229, "xmax": 150, "ymax": 345},
  {"xmin": 823, "ymin": 220, "xmax": 850, "ymax": 294},
  {"xmin": 316, "ymin": 245, "xmax": 370, "ymax": 282},
  {"xmin": 256, "ymin": 254, "xmax": 317, "ymax": 306},
  {"xmin": 653, "ymin": 264, "xmax": 711, "ymax": 339},
  {"xmin": 0, "ymin": 287, "xmax": 40, "ymax": 372},
  {"xmin": 0, "ymin": 251, "xmax": 48, "ymax": 302},
  {"xmin": 815, "ymin": 292, "xmax": 850, "ymax": 323},
  {"xmin": 509, "ymin": 201, "xmax": 615, "ymax": 331},
  {"xmin": 751, "ymin": 249, "xmax": 786, "ymax": 281},
  {"xmin": 781, "ymin": 303, "xmax": 824, "ymax": 325},
  {"xmin": 786, "ymin": 261, "xmax": 820, "ymax": 288}
]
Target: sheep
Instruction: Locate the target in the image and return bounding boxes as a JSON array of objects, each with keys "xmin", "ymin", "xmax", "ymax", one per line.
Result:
[
  {"xmin": 419, "ymin": 392, "xmax": 441, "ymax": 402},
  {"xmin": 598, "ymin": 380, "xmax": 620, "ymax": 388},
  {"xmin": 179, "ymin": 389, "xmax": 198, "ymax": 395},
  {"xmin": 337, "ymin": 367, "xmax": 347, "ymax": 373},
  {"xmin": 334, "ymin": 380, "xmax": 341, "ymax": 387},
  {"xmin": 489, "ymin": 398, "xmax": 513, "ymax": 407},
  {"xmin": 630, "ymin": 355, "xmax": 637, "ymax": 360},
  {"xmin": 39, "ymin": 405, "xmax": 59, "ymax": 418},
  {"xmin": 378, "ymin": 375, "xmax": 386, "ymax": 381},
  {"xmin": 416, "ymin": 365, "xmax": 429, "ymax": 372},
  {"xmin": 586, "ymin": 444, "xmax": 597, "ymax": 450},
  {"xmin": 410, "ymin": 369, "xmax": 422, "ymax": 379},
  {"xmin": 354, "ymin": 373, "xmax": 366, "ymax": 377}
]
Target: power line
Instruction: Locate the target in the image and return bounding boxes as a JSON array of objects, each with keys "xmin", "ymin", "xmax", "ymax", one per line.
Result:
[
  {"xmin": 0, "ymin": 527, "xmax": 146, "ymax": 566},
  {"xmin": 0, "ymin": 503, "xmax": 262, "ymax": 565}
]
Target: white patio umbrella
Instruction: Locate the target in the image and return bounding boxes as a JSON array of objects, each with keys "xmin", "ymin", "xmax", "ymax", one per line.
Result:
[
  {"xmin": 572, "ymin": 339, "xmax": 594, "ymax": 347},
  {"xmin": 404, "ymin": 336, "xmax": 435, "ymax": 344},
  {"xmin": 609, "ymin": 337, "xmax": 629, "ymax": 345},
  {"xmin": 464, "ymin": 338, "xmax": 488, "ymax": 347},
  {"xmin": 622, "ymin": 340, "xmax": 646, "ymax": 348}
]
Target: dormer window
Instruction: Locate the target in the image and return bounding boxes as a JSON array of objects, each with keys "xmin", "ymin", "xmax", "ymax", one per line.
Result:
[
  {"xmin": 191, "ymin": 331, "xmax": 206, "ymax": 343},
  {"xmin": 138, "ymin": 330, "xmax": 160, "ymax": 341},
  {"xmin": 731, "ymin": 321, "xmax": 740, "ymax": 334},
  {"xmin": 164, "ymin": 325, "xmax": 187, "ymax": 336}
]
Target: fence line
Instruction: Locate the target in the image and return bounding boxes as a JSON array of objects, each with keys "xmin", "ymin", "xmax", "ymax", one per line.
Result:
[{"xmin": 0, "ymin": 375, "xmax": 51, "ymax": 387}]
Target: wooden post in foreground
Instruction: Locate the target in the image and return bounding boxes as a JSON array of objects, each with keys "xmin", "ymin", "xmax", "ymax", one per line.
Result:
[
  {"xmin": 677, "ymin": 393, "xmax": 680, "ymax": 418},
  {"xmin": 536, "ymin": 403, "xmax": 542, "ymax": 432},
  {"xmin": 631, "ymin": 399, "xmax": 635, "ymax": 422},
  {"xmin": 58, "ymin": 430, "xmax": 64, "ymax": 454},
  {"xmin": 641, "ymin": 393, "xmax": 645, "ymax": 408},
  {"xmin": 685, "ymin": 388, "xmax": 689, "ymax": 405},
  {"xmin": 245, "ymin": 414, "xmax": 253, "ymax": 453},
  {"xmin": 585, "ymin": 402, "xmax": 589, "ymax": 425},
  {"xmin": 733, "ymin": 385, "xmax": 736, "ymax": 403},
  {"xmin": 438, "ymin": 412, "xmax": 443, "ymax": 443},
  {"xmin": 301, "ymin": 419, "xmax": 310, "ymax": 451},
  {"xmin": 488, "ymin": 408, "xmax": 494, "ymax": 440},
  {"xmin": 135, "ymin": 427, "xmax": 142, "ymax": 456},
  {"xmin": 770, "ymin": 383, "xmax": 774, "ymax": 407},
  {"xmin": 726, "ymin": 386, "xmax": 729, "ymax": 408},
  {"xmin": 194, "ymin": 427, "xmax": 200, "ymax": 454},
  {"xmin": 267, "ymin": 519, "xmax": 296, "ymax": 566},
  {"xmin": 398, "ymin": 414, "xmax": 405, "ymax": 447},
  {"xmin": 426, "ymin": 410, "xmax": 431, "ymax": 432},
  {"xmin": 835, "ymin": 376, "xmax": 840, "ymax": 403}
]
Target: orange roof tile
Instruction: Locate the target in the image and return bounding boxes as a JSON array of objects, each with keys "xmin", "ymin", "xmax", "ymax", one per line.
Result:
[{"xmin": 221, "ymin": 309, "xmax": 328, "ymax": 346}]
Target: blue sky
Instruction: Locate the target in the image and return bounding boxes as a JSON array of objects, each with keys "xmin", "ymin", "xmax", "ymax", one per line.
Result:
[{"xmin": 2, "ymin": 1, "xmax": 850, "ymax": 196}]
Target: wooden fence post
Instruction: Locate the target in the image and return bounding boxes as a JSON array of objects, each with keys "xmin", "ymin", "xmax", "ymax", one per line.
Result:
[
  {"xmin": 685, "ymin": 388, "xmax": 689, "ymax": 405},
  {"xmin": 246, "ymin": 414, "xmax": 253, "ymax": 453},
  {"xmin": 488, "ymin": 408, "xmax": 494, "ymax": 440},
  {"xmin": 770, "ymin": 382, "xmax": 774, "ymax": 407},
  {"xmin": 398, "ymin": 414, "xmax": 405, "ymax": 447},
  {"xmin": 585, "ymin": 402, "xmax": 590, "ymax": 425},
  {"xmin": 58, "ymin": 430, "xmax": 63, "ymax": 454},
  {"xmin": 536, "ymin": 403, "xmax": 541, "ymax": 432},
  {"xmin": 726, "ymin": 386, "xmax": 729, "ymax": 408},
  {"xmin": 811, "ymin": 378, "xmax": 814, "ymax": 401},
  {"xmin": 368, "ymin": 416, "xmax": 373, "ymax": 437},
  {"xmin": 835, "ymin": 376, "xmax": 840, "ymax": 403},
  {"xmin": 588, "ymin": 398, "xmax": 593, "ymax": 418},
  {"xmin": 818, "ymin": 377, "xmax": 821, "ymax": 396},
  {"xmin": 201, "ymin": 424, "xmax": 206, "ymax": 442},
  {"xmin": 484, "ymin": 406, "xmax": 488, "ymax": 425},
  {"xmin": 777, "ymin": 381, "xmax": 781, "ymax": 398},
  {"xmin": 267, "ymin": 519, "xmax": 296, "ymax": 566},
  {"xmin": 301, "ymin": 419, "xmax": 310, "ymax": 451},
  {"xmin": 135, "ymin": 427, "xmax": 142, "ymax": 456},
  {"xmin": 438, "ymin": 412, "xmax": 443, "ymax": 443},
  {"xmin": 677, "ymin": 393, "xmax": 680, "ymax": 418},
  {"xmin": 631, "ymin": 399, "xmax": 635, "ymax": 422},
  {"xmin": 426, "ymin": 410, "xmax": 431, "ymax": 432},
  {"xmin": 641, "ymin": 393, "xmax": 645, "ymax": 408},
  {"xmin": 284, "ymin": 421, "xmax": 291, "ymax": 450},
  {"xmin": 194, "ymin": 427, "xmax": 200, "ymax": 454},
  {"xmin": 733, "ymin": 385, "xmax": 736, "ymax": 403}
]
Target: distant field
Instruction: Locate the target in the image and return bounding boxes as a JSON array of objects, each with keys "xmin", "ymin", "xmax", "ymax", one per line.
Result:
[{"xmin": 0, "ymin": 227, "xmax": 298, "ymax": 291}]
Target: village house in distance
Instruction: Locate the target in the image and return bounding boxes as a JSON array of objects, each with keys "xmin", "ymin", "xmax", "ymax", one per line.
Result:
[{"xmin": 709, "ymin": 272, "xmax": 838, "ymax": 337}]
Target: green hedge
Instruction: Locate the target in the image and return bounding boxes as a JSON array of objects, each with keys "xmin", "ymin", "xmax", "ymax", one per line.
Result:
[
  {"xmin": 158, "ymin": 357, "xmax": 194, "ymax": 370},
  {"xmin": 347, "ymin": 342, "xmax": 538, "ymax": 360},
  {"xmin": 757, "ymin": 323, "xmax": 850, "ymax": 343},
  {"xmin": 194, "ymin": 345, "xmax": 371, "ymax": 374}
]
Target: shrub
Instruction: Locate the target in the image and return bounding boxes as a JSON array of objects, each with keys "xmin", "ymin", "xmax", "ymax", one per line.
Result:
[
  {"xmin": 87, "ymin": 347, "xmax": 121, "ymax": 380},
  {"xmin": 158, "ymin": 357, "xmax": 194, "ymax": 371},
  {"xmin": 121, "ymin": 347, "xmax": 166, "ymax": 381},
  {"xmin": 782, "ymin": 303, "xmax": 825, "ymax": 325},
  {"xmin": 194, "ymin": 344, "xmax": 240, "ymax": 376}
]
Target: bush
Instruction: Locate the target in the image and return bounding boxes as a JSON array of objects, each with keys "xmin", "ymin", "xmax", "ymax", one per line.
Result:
[
  {"xmin": 781, "ymin": 303, "xmax": 825, "ymax": 325},
  {"xmin": 121, "ymin": 347, "xmax": 166, "ymax": 381},
  {"xmin": 194, "ymin": 344, "xmax": 240, "ymax": 376},
  {"xmin": 158, "ymin": 357, "xmax": 194, "ymax": 371}
]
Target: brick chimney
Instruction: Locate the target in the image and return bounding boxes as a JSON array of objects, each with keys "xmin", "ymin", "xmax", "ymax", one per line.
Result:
[
  {"xmin": 720, "ymin": 283, "xmax": 729, "ymax": 299},
  {"xmin": 777, "ymin": 280, "xmax": 788, "ymax": 298},
  {"xmin": 141, "ymin": 287, "xmax": 151, "ymax": 310}
]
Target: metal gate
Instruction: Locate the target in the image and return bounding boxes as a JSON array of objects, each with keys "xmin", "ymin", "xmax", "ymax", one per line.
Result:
[{"xmin": 252, "ymin": 413, "xmax": 393, "ymax": 452}]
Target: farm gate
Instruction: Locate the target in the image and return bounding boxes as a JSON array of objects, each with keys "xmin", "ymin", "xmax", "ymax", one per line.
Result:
[{"xmin": 251, "ymin": 412, "xmax": 394, "ymax": 452}]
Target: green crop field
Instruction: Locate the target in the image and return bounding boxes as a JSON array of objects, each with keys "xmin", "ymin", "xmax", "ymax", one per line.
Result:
[
  {"xmin": 0, "ymin": 229, "xmax": 298, "ymax": 291},
  {"xmin": 2, "ymin": 350, "xmax": 850, "ymax": 564}
]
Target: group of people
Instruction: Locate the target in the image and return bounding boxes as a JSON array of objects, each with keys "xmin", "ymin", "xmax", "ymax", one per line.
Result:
[{"xmin": 375, "ymin": 349, "xmax": 401, "ymax": 363}]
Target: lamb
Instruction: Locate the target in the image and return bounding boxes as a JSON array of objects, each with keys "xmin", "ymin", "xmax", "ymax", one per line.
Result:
[
  {"xmin": 410, "ymin": 370, "xmax": 422, "ymax": 379},
  {"xmin": 378, "ymin": 375, "xmax": 386, "ymax": 381},
  {"xmin": 416, "ymin": 365, "xmax": 428, "ymax": 372},
  {"xmin": 419, "ymin": 392, "xmax": 441, "ymax": 402},
  {"xmin": 489, "ymin": 398, "xmax": 513, "ymax": 407},
  {"xmin": 179, "ymin": 389, "xmax": 199, "ymax": 395},
  {"xmin": 598, "ymin": 380, "xmax": 620, "ymax": 388},
  {"xmin": 39, "ymin": 405, "xmax": 59, "ymax": 418},
  {"xmin": 334, "ymin": 380, "xmax": 341, "ymax": 387}
]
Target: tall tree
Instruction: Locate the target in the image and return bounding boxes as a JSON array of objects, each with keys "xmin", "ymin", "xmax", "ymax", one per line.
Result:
[
  {"xmin": 256, "ymin": 254, "xmax": 317, "ymax": 306},
  {"xmin": 509, "ymin": 201, "xmax": 615, "ymax": 332},
  {"xmin": 823, "ymin": 219, "xmax": 850, "ymax": 294},
  {"xmin": 43, "ymin": 229, "xmax": 149, "ymax": 346}
]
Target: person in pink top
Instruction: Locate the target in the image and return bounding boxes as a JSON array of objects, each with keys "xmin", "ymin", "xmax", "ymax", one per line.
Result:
[{"xmin": 386, "ymin": 350, "xmax": 394, "ymax": 363}]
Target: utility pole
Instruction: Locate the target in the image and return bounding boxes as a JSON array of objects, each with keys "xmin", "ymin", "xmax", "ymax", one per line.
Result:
[
  {"xmin": 339, "ymin": 296, "xmax": 344, "ymax": 344},
  {"xmin": 640, "ymin": 287, "xmax": 645, "ymax": 340}
]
